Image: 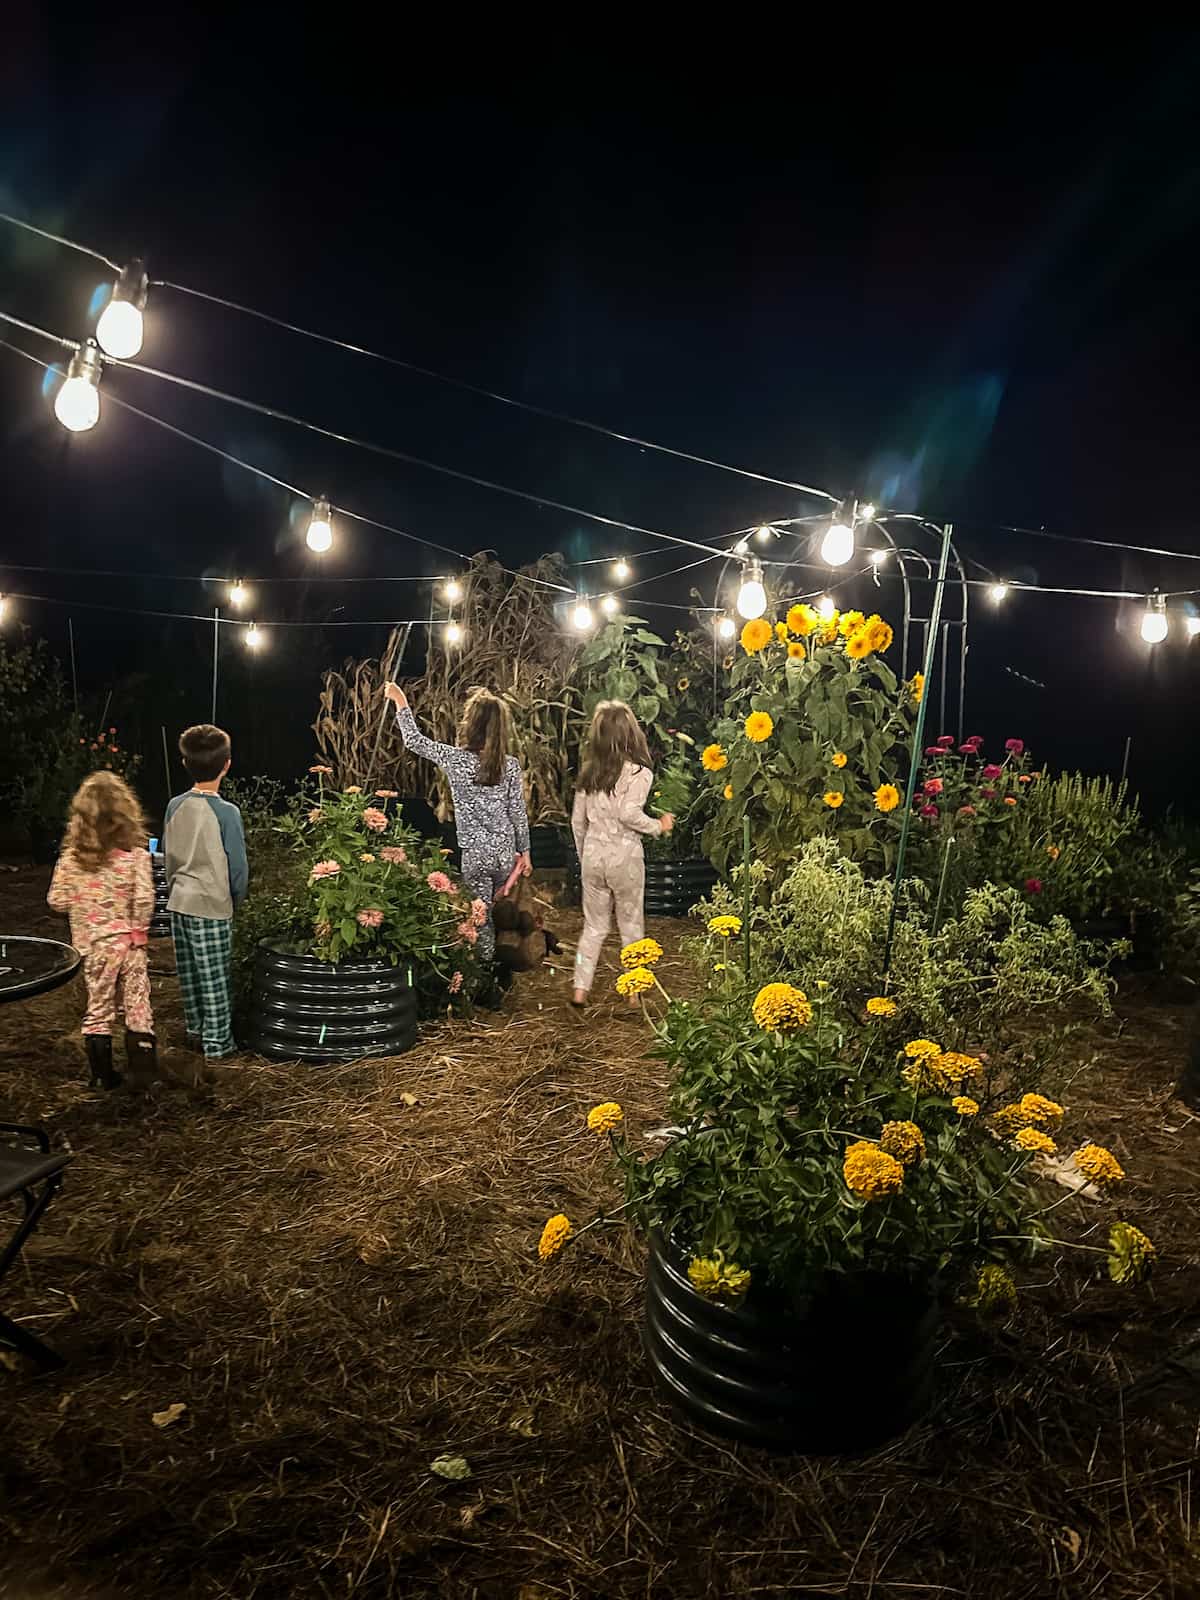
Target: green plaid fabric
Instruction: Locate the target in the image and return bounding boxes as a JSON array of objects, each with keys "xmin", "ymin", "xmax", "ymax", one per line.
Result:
[{"xmin": 171, "ymin": 913, "xmax": 235, "ymax": 1058}]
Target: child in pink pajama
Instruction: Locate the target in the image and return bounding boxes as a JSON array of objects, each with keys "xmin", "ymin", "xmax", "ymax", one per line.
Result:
[
  {"xmin": 571, "ymin": 701, "xmax": 674, "ymax": 1006},
  {"xmin": 48, "ymin": 771, "xmax": 157, "ymax": 1090}
]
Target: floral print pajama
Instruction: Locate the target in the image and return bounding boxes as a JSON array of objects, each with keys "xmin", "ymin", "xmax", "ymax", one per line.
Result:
[
  {"xmin": 47, "ymin": 847, "xmax": 156, "ymax": 1035},
  {"xmin": 571, "ymin": 762, "xmax": 665, "ymax": 993}
]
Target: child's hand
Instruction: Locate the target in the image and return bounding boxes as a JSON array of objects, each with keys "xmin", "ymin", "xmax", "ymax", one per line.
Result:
[
  {"xmin": 518, "ymin": 851, "xmax": 533, "ymax": 877},
  {"xmin": 659, "ymin": 813, "xmax": 675, "ymax": 834},
  {"xmin": 384, "ymin": 682, "xmax": 407, "ymax": 709}
]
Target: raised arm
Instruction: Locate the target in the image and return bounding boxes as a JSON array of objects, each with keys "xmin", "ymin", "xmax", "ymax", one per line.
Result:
[
  {"xmin": 394, "ymin": 703, "xmax": 470, "ymax": 777},
  {"xmin": 616, "ymin": 765, "xmax": 666, "ymax": 837}
]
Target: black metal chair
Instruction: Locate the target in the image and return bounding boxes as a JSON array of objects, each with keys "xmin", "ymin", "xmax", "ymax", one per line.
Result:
[{"xmin": 0, "ymin": 1124, "xmax": 72, "ymax": 1371}]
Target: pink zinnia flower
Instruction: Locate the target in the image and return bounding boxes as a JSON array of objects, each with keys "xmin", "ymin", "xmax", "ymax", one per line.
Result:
[
  {"xmin": 345, "ymin": 786, "xmax": 363, "ymax": 795},
  {"xmin": 448, "ymin": 970, "xmax": 464, "ymax": 995},
  {"xmin": 936, "ymin": 736, "xmax": 955, "ymax": 748},
  {"xmin": 310, "ymin": 860, "xmax": 341, "ymax": 881},
  {"xmin": 1024, "ymin": 878, "xmax": 1043, "ymax": 895},
  {"xmin": 374, "ymin": 789, "xmax": 399, "ymax": 799},
  {"xmin": 308, "ymin": 808, "xmax": 324, "ymax": 824},
  {"xmin": 356, "ymin": 908, "xmax": 384, "ymax": 928},
  {"xmin": 427, "ymin": 871, "xmax": 454, "ymax": 894},
  {"xmin": 957, "ymin": 804, "xmax": 976, "ymax": 817},
  {"xmin": 924, "ymin": 777, "xmax": 944, "ymax": 796},
  {"xmin": 919, "ymin": 804, "xmax": 940, "ymax": 819},
  {"xmin": 470, "ymin": 898, "xmax": 489, "ymax": 927},
  {"xmin": 380, "ymin": 846, "xmax": 407, "ymax": 865},
  {"xmin": 980, "ymin": 786, "xmax": 997, "ymax": 800},
  {"xmin": 1005, "ymin": 738, "xmax": 1024, "ymax": 755},
  {"xmin": 924, "ymin": 746, "xmax": 945, "ymax": 757},
  {"xmin": 309, "ymin": 765, "xmax": 333, "ymax": 776},
  {"xmin": 362, "ymin": 807, "xmax": 389, "ymax": 833},
  {"xmin": 981, "ymin": 764, "xmax": 1003, "ymax": 780},
  {"xmin": 456, "ymin": 919, "xmax": 478, "ymax": 944}
]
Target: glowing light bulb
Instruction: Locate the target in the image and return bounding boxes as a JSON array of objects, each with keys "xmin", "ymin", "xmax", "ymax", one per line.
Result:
[
  {"xmin": 600, "ymin": 592, "xmax": 620, "ymax": 616},
  {"xmin": 1186, "ymin": 617, "xmax": 1200, "ymax": 638},
  {"xmin": 229, "ymin": 581, "xmax": 247, "ymax": 608},
  {"xmin": 245, "ymin": 623, "xmax": 262, "ymax": 649},
  {"xmin": 989, "ymin": 582, "xmax": 1009, "ymax": 604},
  {"xmin": 858, "ymin": 503, "xmax": 877, "ymax": 522},
  {"xmin": 572, "ymin": 598, "xmax": 594, "ymax": 631},
  {"xmin": 0, "ymin": 595, "xmax": 7, "ymax": 623},
  {"xmin": 54, "ymin": 340, "xmax": 102, "ymax": 432},
  {"xmin": 444, "ymin": 620, "xmax": 463, "ymax": 645},
  {"xmin": 1141, "ymin": 596, "xmax": 1168, "ymax": 645},
  {"xmin": 717, "ymin": 615, "xmax": 736, "ymax": 640},
  {"xmin": 820, "ymin": 519, "xmax": 855, "ymax": 567},
  {"xmin": 868, "ymin": 549, "xmax": 888, "ymax": 566},
  {"xmin": 94, "ymin": 261, "xmax": 147, "ymax": 359},
  {"xmin": 612, "ymin": 558, "xmax": 631, "ymax": 582},
  {"xmin": 443, "ymin": 578, "xmax": 463, "ymax": 603},
  {"xmin": 816, "ymin": 595, "xmax": 836, "ymax": 619},
  {"xmin": 736, "ymin": 560, "xmax": 767, "ymax": 620},
  {"xmin": 306, "ymin": 496, "xmax": 333, "ymax": 553},
  {"xmin": 754, "ymin": 524, "xmax": 774, "ymax": 544},
  {"xmin": 733, "ymin": 538, "xmax": 749, "ymax": 556}
]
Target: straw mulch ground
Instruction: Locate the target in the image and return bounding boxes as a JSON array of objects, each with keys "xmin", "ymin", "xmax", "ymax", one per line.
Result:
[{"xmin": 2, "ymin": 864, "xmax": 1200, "ymax": 1599}]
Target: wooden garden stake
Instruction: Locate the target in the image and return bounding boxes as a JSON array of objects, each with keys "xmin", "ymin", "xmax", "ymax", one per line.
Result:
[
  {"xmin": 883, "ymin": 523, "xmax": 953, "ymax": 975},
  {"xmin": 742, "ymin": 814, "xmax": 752, "ymax": 979}
]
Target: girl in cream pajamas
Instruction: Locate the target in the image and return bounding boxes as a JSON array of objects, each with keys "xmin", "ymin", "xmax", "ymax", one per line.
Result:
[{"xmin": 571, "ymin": 701, "xmax": 674, "ymax": 1004}]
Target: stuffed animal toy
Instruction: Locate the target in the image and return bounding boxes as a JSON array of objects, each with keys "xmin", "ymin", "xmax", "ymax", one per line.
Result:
[{"xmin": 492, "ymin": 875, "xmax": 563, "ymax": 973}]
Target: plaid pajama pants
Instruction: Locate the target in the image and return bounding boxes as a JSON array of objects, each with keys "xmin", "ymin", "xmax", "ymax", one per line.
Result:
[{"xmin": 171, "ymin": 913, "xmax": 235, "ymax": 1058}]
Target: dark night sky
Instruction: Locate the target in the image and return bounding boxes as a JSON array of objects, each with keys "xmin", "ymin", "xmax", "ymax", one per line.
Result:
[{"xmin": 3, "ymin": 20, "xmax": 1200, "ymax": 815}]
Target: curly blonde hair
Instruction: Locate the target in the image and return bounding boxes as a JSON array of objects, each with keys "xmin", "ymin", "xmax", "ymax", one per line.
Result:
[{"xmin": 63, "ymin": 771, "xmax": 147, "ymax": 870}]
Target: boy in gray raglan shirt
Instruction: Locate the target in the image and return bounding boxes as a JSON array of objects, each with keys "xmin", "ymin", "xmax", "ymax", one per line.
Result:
[{"xmin": 164, "ymin": 723, "xmax": 248, "ymax": 1060}]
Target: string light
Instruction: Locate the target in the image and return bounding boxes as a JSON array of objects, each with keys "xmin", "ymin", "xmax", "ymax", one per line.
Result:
[
  {"xmin": 819, "ymin": 505, "xmax": 855, "ymax": 567},
  {"xmin": 733, "ymin": 538, "xmax": 749, "ymax": 556},
  {"xmin": 54, "ymin": 339, "xmax": 102, "ymax": 432},
  {"xmin": 1140, "ymin": 593, "xmax": 1168, "ymax": 645},
  {"xmin": 1187, "ymin": 617, "xmax": 1200, "ymax": 638},
  {"xmin": 754, "ymin": 524, "xmax": 774, "ymax": 544},
  {"xmin": 228, "ymin": 580, "xmax": 248, "ymax": 608},
  {"xmin": 600, "ymin": 592, "xmax": 620, "ymax": 616},
  {"xmin": 736, "ymin": 559, "xmax": 767, "ymax": 620},
  {"xmin": 0, "ymin": 595, "xmax": 7, "ymax": 622},
  {"xmin": 816, "ymin": 595, "xmax": 836, "ymax": 619},
  {"xmin": 245, "ymin": 622, "xmax": 262, "ymax": 649},
  {"xmin": 306, "ymin": 496, "xmax": 333, "ymax": 553},
  {"xmin": 571, "ymin": 596, "xmax": 594, "ymax": 631},
  {"xmin": 716, "ymin": 614, "xmax": 736, "ymax": 640},
  {"xmin": 95, "ymin": 260, "xmax": 148, "ymax": 360},
  {"xmin": 868, "ymin": 549, "xmax": 888, "ymax": 566},
  {"xmin": 612, "ymin": 558, "xmax": 631, "ymax": 581},
  {"xmin": 859, "ymin": 503, "xmax": 877, "ymax": 522},
  {"xmin": 989, "ymin": 582, "xmax": 1010, "ymax": 604},
  {"xmin": 444, "ymin": 619, "xmax": 463, "ymax": 645},
  {"xmin": 442, "ymin": 577, "xmax": 462, "ymax": 603}
]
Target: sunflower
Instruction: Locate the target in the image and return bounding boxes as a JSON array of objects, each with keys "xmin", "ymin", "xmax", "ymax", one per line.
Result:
[
  {"xmin": 845, "ymin": 629, "xmax": 873, "ymax": 661},
  {"xmin": 874, "ymin": 783, "xmax": 901, "ymax": 813},
  {"xmin": 752, "ymin": 982, "xmax": 812, "ymax": 1031},
  {"xmin": 831, "ymin": 751, "xmax": 848, "ymax": 769},
  {"xmin": 740, "ymin": 618, "xmax": 772, "ymax": 655},
  {"xmin": 820, "ymin": 614, "xmax": 841, "ymax": 643},
  {"xmin": 701, "ymin": 743, "xmax": 727, "ymax": 772},
  {"xmin": 744, "ymin": 711, "xmax": 774, "ymax": 743},
  {"xmin": 775, "ymin": 621, "xmax": 790, "ymax": 643},
  {"xmin": 838, "ymin": 609, "xmax": 865, "ymax": 638},
  {"xmin": 866, "ymin": 996, "xmax": 898, "ymax": 1017},
  {"xmin": 865, "ymin": 618, "xmax": 894, "ymax": 653},
  {"xmin": 787, "ymin": 602, "xmax": 817, "ymax": 637},
  {"xmin": 787, "ymin": 641, "xmax": 807, "ymax": 661},
  {"xmin": 823, "ymin": 791, "xmax": 844, "ymax": 809},
  {"xmin": 908, "ymin": 670, "xmax": 925, "ymax": 704},
  {"xmin": 843, "ymin": 1141, "xmax": 905, "ymax": 1200}
]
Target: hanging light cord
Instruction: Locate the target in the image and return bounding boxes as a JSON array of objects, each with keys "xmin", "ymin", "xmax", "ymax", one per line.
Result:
[{"xmin": 0, "ymin": 210, "xmax": 120, "ymax": 271}]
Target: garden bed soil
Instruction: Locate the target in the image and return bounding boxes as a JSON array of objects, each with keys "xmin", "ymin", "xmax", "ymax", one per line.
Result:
[{"xmin": 2, "ymin": 862, "xmax": 1200, "ymax": 1598}]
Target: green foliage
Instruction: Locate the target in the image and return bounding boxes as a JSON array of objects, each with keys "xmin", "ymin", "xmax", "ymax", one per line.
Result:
[
  {"xmin": 698, "ymin": 608, "xmax": 915, "ymax": 874},
  {"xmin": 646, "ymin": 739, "xmax": 717, "ymax": 859}
]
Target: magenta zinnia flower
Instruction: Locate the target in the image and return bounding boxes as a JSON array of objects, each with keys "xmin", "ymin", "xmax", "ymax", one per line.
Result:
[
  {"xmin": 924, "ymin": 746, "xmax": 945, "ymax": 757},
  {"xmin": 982, "ymin": 763, "xmax": 1003, "ymax": 780},
  {"xmin": 980, "ymin": 786, "xmax": 997, "ymax": 800},
  {"xmin": 920, "ymin": 804, "xmax": 940, "ymax": 819},
  {"xmin": 1024, "ymin": 877, "xmax": 1043, "ymax": 894},
  {"xmin": 957, "ymin": 804, "xmax": 976, "ymax": 817},
  {"xmin": 924, "ymin": 777, "xmax": 944, "ymax": 796},
  {"xmin": 937, "ymin": 736, "xmax": 955, "ymax": 748},
  {"xmin": 1005, "ymin": 738, "xmax": 1025, "ymax": 755}
]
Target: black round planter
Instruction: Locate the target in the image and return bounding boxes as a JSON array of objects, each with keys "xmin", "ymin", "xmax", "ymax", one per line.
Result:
[
  {"xmin": 248, "ymin": 940, "xmax": 418, "ymax": 1065},
  {"xmin": 1071, "ymin": 916, "xmax": 1131, "ymax": 942},
  {"xmin": 643, "ymin": 857, "xmax": 718, "ymax": 919},
  {"xmin": 149, "ymin": 851, "xmax": 171, "ymax": 939},
  {"xmin": 644, "ymin": 1235, "xmax": 937, "ymax": 1454},
  {"xmin": 530, "ymin": 824, "xmax": 568, "ymax": 871}
]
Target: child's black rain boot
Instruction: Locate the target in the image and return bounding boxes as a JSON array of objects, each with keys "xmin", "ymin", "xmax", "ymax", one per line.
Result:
[
  {"xmin": 124, "ymin": 1030, "xmax": 159, "ymax": 1090},
  {"xmin": 84, "ymin": 1034, "xmax": 122, "ymax": 1090}
]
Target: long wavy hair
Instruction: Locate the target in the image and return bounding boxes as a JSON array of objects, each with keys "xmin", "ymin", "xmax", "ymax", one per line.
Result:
[
  {"xmin": 457, "ymin": 687, "xmax": 514, "ymax": 787},
  {"xmin": 63, "ymin": 771, "xmax": 147, "ymax": 870},
  {"xmin": 577, "ymin": 700, "xmax": 653, "ymax": 795}
]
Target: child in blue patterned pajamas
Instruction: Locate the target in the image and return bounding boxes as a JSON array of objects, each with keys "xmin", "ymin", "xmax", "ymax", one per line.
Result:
[{"xmin": 383, "ymin": 683, "xmax": 530, "ymax": 964}]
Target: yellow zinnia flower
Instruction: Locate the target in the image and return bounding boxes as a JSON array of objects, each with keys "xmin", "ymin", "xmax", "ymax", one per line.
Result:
[
  {"xmin": 707, "ymin": 915, "xmax": 742, "ymax": 938},
  {"xmin": 615, "ymin": 966, "xmax": 655, "ymax": 997},
  {"xmin": 823, "ymin": 790, "xmax": 844, "ymax": 809},
  {"xmin": 866, "ymin": 996, "xmax": 897, "ymax": 1017},
  {"xmin": 904, "ymin": 1039, "xmax": 942, "ymax": 1060},
  {"xmin": 1073, "ymin": 1143, "xmax": 1125, "ymax": 1188},
  {"xmin": 620, "ymin": 938, "xmax": 663, "ymax": 969},
  {"xmin": 831, "ymin": 751, "xmax": 848, "ymax": 769},
  {"xmin": 952, "ymin": 1095, "xmax": 980, "ymax": 1117},
  {"xmin": 908, "ymin": 670, "xmax": 925, "ymax": 704},
  {"xmin": 723, "ymin": 783, "xmax": 734, "ymax": 800},
  {"xmin": 586, "ymin": 1101, "xmax": 624, "ymax": 1135},
  {"xmin": 843, "ymin": 1141, "xmax": 905, "ymax": 1200},
  {"xmin": 538, "ymin": 1214, "xmax": 573, "ymax": 1260},
  {"xmin": 787, "ymin": 602, "xmax": 817, "ymax": 637},
  {"xmin": 845, "ymin": 629, "xmax": 873, "ymax": 661},
  {"xmin": 1108, "ymin": 1221, "xmax": 1155, "ymax": 1285},
  {"xmin": 874, "ymin": 783, "xmax": 901, "ymax": 813},
  {"xmin": 1018, "ymin": 1093, "xmax": 1065, "ymax": 1127},
  {"xmin": 973, "ymin": 1263, "xmax": 1017, "ymax": 1316},
  {"xmin": 701, "ymin": 743, "xmax": 727, "ymax": 772},
  {"xmin": 880, "ymin": 1120, "xmax": 926, "ymax": 1166},
  {"xmin": 752, "ymin": 982, "xmax": 812, "ymax": 1031},
  {"xmin": 1015, "ymin": 1126, "xmax": 1057, "ymax": 1156},
  {"xmin": 787, "ymin": 641, "xmax": 806, "ymax": 661},
  {"xmin": 740, "ymin": 618, "xmax": 772, "ymax": 655},
  {"xmin": 744, "ymin": 711, "xmax": 774, "ymax": 743},
  {"xmin": 687, "ymin": 1250, "xmax": 751, "ymax": 1300}
]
